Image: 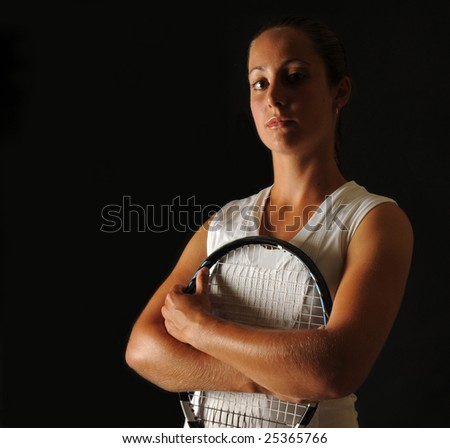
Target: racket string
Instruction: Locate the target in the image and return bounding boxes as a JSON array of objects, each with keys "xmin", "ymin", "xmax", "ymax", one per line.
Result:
[
  {"xmin": 190, "ymin": 391, "xmax": 315, "ymax": 428},
  {"xmin": 209, "ymin": 259, "xmax": 326, "ymax": 329}
]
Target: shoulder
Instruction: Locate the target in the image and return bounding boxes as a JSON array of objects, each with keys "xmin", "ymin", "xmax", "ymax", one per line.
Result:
[
  {"xmin": 333, "ymin": 181, "xmax": 401, "ymax": 238},
  {"xmin": 349, "ymin": 201, "xmax": 414, "ymax": 265},
  {"xmin": 342, "ymin": 180, "xmax": 412, "ymax": 239},
  {"xmin": 335, "ymin": 181, "xmax": 397, "ymax": 209},
  {"xmin": 361, "ymin": 201, "xmax": 413, "ymax": 238},
  {"xmin": 336, "ymin": 181, "xmax": 414, "ymax": 277}
]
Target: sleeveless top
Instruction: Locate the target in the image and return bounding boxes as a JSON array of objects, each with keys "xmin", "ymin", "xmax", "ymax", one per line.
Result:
[{"xmin": 206, "ymin": 180, "xmax": 397, "ymax": 427}]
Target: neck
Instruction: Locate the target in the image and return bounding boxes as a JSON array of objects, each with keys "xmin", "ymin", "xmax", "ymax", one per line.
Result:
[
  {"xmin": 260, "ymin": 153, "xmax": 347, "ymax": 241},
  {"xmin": 270, "ymin": 152, "xmax": 347, "ymax": 206}
]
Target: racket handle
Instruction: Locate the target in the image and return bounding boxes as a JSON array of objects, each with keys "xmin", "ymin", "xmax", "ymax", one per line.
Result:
[
  {"xmin": 184, "ymin": 276, "xmax": 197, "ymax": 294},
  {"xmin": 184, "ymin": 261, "xmax": 211, "ymax": 294}
]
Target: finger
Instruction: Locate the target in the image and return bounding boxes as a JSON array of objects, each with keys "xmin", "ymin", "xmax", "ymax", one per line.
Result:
[
  {"xmin": 194, "ymin": 267, "xmax": 209, "ymax": 295},
  {"xmin": 164, "ymin": 288, "xmax": 179, "ymax": 310},
  {"xmin": 161, "ymin": 304, "xmax": 168, "ymax": 319}
]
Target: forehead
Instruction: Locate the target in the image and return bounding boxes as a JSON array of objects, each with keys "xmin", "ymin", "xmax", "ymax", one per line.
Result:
[{"xmin": 248, "ymin": 27, "xmax": 321, "ymax": 70}]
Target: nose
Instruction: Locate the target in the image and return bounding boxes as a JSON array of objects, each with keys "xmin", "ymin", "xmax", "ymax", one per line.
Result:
[{"xmin": 267, "ymin": 80, "xmax": 287, "ymax": 108}]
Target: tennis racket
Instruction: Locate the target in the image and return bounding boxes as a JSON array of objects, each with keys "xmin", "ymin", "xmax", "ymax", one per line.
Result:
[{"xmin": 178, "ymin": 235, "xmax": 333, "ymax": 428}]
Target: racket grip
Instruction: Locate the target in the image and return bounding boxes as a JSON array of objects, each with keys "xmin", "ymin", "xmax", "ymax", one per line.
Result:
[
  {"xmin": 184, "ymin": 279, "xmax": 196, "ymax": 294},
  {"xmin": 184, "ymin": 262, "xmax": 211, "ymax": 294}
]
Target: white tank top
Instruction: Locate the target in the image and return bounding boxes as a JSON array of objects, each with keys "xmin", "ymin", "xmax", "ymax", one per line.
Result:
[{"xmin": 206, "ymin": 180, "xmax": 397, "ymax": 427}]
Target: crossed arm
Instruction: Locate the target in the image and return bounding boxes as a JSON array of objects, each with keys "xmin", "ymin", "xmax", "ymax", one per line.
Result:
[{"xmin": 125, "ymin": 203, "xmax": 413, "ymax": 403}]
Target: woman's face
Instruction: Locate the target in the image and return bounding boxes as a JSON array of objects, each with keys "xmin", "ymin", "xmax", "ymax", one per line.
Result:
[{"xmin": 248, "ymin": 27, "xmax": 342, "ymax": 155}]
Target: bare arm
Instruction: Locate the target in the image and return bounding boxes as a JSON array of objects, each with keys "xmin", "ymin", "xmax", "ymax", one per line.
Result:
[
  {"xmin": 162, "ymin": 203, "xmax": 414, "ymax": 402},
  {"xmin": 125, "ymin": 220, "xmax": 264, "ymax": 394}
]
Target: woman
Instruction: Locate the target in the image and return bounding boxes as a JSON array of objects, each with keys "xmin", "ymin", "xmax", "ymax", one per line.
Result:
[{"xmin": 125, "ymin": 16, "xmax": 413, "ymax": 427}]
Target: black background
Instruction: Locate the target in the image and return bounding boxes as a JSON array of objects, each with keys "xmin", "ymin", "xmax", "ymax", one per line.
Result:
[{"xmin": 1, "ymin": 0, "xmax": 449, "ymax": 428}]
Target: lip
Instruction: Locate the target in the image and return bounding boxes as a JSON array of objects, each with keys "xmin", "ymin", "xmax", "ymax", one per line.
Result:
[{"xmin": 266, "ymin": 116, "xmax": 295, "ymax": 129}]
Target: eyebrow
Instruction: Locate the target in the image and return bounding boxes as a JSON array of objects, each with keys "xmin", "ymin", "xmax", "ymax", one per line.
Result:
[{"xmin": 248, "ymin": 58, "xmax": 311, "ymax": 75}]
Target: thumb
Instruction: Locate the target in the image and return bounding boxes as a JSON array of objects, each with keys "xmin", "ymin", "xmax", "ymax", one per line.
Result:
[{"xmin": 195, "ymin": 267, "xmax": 210, "ymax": 295}]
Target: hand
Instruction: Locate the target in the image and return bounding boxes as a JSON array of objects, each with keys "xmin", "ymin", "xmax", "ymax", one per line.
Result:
[{"xmin": 161, "ymin": 267, "xmax": 212, "ymax": 345}]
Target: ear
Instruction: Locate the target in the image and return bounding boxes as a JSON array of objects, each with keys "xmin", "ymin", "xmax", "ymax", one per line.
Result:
[{"xmin": 334, "ymin": 75, "xmax": 352, "ymax": 108}]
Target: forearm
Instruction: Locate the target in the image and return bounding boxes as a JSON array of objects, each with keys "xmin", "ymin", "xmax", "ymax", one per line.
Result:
[
  {"xmin": 187, "ymin": 316, "xmax": 343, "ymax": 402},
  {"xmin": 126, "ymin": 322, "xmax": 262, "ymax": 394}
]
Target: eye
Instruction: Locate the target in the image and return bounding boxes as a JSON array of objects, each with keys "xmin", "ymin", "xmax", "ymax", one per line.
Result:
[
  {"xmin": 251, "ymin": 79, "xmax": 268, "ymax": 91},
  {"xmin": 287, "ymin": 72, "xmax": 307, "ymax": 83}
]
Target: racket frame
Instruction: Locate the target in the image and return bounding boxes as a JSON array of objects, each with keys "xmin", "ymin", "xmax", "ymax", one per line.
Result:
[{"xmin": 178, "ymin": 235, "xmax": 333, "ymax": 428}]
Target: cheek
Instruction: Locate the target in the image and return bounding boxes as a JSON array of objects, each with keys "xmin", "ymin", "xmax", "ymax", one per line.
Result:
[{"xmin": 250, "ymin": 98, "xmax": 265, "ymax": 128}]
